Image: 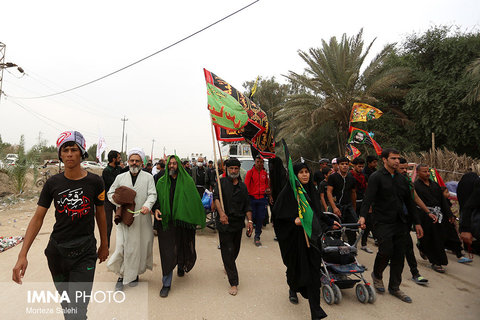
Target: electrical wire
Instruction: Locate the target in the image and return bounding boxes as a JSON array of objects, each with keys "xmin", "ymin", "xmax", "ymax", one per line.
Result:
[
  {"xmin": 8, "ymin": 0, "xmax": 260, "ymax": 100},
  {"xmin": 4, "ymin": 94, "xmax": 116, "ymax": 139}
]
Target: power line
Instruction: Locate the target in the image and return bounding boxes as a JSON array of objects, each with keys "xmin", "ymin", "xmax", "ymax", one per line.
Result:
[{"xmin": 10, "ymin": 0, "xmax": 260, "ymax": 100}]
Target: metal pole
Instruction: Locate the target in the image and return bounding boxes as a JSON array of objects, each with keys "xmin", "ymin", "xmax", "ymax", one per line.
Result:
[
  {"xmin": 120, "ymin": 116, "xmax": 128, "ymax": 155},
  {"xmin": 151, "ymin": 139, "xmax": 155, "ymax": 160},
  {"xmin": 0, "ymin": 43, "xmax": 6, "ymax": 104}
]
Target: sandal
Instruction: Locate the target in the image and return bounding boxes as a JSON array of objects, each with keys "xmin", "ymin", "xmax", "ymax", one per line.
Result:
[{"xmin": 431, "ymin": 264, "xmax": 445, "ymax": 273}]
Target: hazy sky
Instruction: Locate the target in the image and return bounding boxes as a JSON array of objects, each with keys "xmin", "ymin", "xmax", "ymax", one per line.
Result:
[{"xmin": 1, "ymin": 0, "xmax": 478, "ymax": 160}]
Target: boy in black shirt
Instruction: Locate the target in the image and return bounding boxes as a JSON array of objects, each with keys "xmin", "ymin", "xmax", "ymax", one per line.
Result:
[
  {"xmin": 318, "ymin": 167, "xmax": 332, "ymax": 212},
  {"xmin": 327, "ymin": 157, "xmax": 357, "ymax": 245},
  {"xmin": 13, "ymin": 131, "xmax": 108, "ymax": 319}
]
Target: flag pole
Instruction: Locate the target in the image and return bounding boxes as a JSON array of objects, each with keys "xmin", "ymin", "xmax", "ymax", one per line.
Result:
[
  {"xmin": 210, "ymin": 120, "xmax": 225, "ymax": 212},
  {"xmin": 297, "ymin": 193, "xmax": 310, "ymax": 248}
]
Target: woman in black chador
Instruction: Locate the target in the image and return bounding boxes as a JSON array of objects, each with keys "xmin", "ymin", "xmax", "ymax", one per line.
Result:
[{"xmin": 273, "ymin": 162, "xmax": 338, "ymax": 320}]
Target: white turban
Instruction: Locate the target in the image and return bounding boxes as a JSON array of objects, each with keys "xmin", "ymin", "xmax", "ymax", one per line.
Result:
[{"xmin": 127, "ymin": 147, "xmax": 145, "ymax": 161}]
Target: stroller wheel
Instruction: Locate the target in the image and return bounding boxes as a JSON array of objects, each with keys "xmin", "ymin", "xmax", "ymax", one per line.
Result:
[
  {"xmin": 366, "ymin": 284, "xmax": 376, "ymax": 303},
  {"xmin": 355, "ymin": 283, "xmax": 369, "ymax": 304},
  {"xmin": 332, "ymin": 284, "xmax": 342, "ymax": 304},
  {"xmin": 322, "ymin": 285, "xmax": 335, "ymax": 305}
]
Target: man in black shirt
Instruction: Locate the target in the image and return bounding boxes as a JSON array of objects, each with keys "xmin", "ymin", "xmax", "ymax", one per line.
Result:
[
  {"xmin": 351, "ymin": 158, "xmax": 373, "ymax": 253},
  {"xmin": 327, "ymin": 157, "xmax": 357, "ymax": 245},
  {"xmin": 363, "ymin": 155, "xmax": 378, "ymax": 180},
  {"xmin": 13, "ymin": 131, "xmax": 108, "ymax": 319},
  {"xmin": 214, "ymin": 158, "xmax": 253, "ymax": 296},
  {"xmin": 206, "ymin": 159, "xmax": 223, "ymax": 191},
  {"xmin": 318, "ymin": 167, "xmax": 332, "ymax": 212},
  {"xmin": 358, "ymin": 148, "xmax": 423, "ymax": 303},
  {"xmin": 192, "ymin": 156, "xmax": 207, "ymax": 191},
  {"xmin": 313, "ymin": 158, "xmax": 329, "ymax": 188},
  {"xmin": 414, "ymin": 164, "xmax": 453, "ymax": 273},
  {"xmin": 153, "ymin": 161, "xmax": 166, "ymax": 184},
  {"xmin": 102, "ymin": 150, "xmax": 122, "ymax": 247}
]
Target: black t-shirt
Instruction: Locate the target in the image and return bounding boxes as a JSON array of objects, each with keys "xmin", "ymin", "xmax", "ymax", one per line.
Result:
[
  {"xmin": 318, "ymin": 180, "xmax": 328, "ymax": 195},
  {"xmin": 313, "ymin": 170, "xmax": 324, "ymax": 186},
  {"xmin": 38, "ymin": 172, "xmax": 105, "ymax": 243},
  {"xmin": 327, "ymin": 172, "xmax": 355, "ymax": 205}
]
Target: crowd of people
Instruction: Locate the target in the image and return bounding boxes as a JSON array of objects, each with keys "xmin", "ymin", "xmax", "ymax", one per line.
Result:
[{"xmin": 10, "ymin": 130, "xmax": 479, "ymax": 320}]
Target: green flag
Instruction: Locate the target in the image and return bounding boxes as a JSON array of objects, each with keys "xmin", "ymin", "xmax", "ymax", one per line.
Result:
[
  {"xmin": 283, "ymin": 140, "xmax": 314, "ymax": 238},
  {"xmin": 205, "ymin": 71, "xmax": 249, "ymax": 130}
]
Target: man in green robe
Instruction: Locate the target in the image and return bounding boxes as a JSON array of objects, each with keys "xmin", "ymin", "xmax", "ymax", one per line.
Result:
[{"xmin": 153, "ymin": 155, "xmax": 206, "ymax": 297}]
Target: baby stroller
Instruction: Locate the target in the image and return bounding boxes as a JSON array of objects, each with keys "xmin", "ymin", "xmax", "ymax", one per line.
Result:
[
  {"xmin": 201, "ymin": 189, "xmax": 217, "ymax": 231},
  {"xmin": 319, "ymin": 212, "xmax": 376, "ymax": 305}
]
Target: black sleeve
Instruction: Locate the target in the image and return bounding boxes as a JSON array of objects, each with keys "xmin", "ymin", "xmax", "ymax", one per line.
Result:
[
  {"xmin": 404, "ymin": 182, "xmax": 420, "ymax": 225},
  {"xmin": 37, "ymin": 178, "xmax": 53, "ymax": 208},
  {"xmin": 94, "ymin": 175, "xmax": 105, "ymax": 206},
  {"xmin": 360, "ymin": 173, "xmax": 379, "ymax": 218},
  {"xmin": 243, "ymin": 187, "xmax": 252, "ymax": 212},
  {"xmin": 213, "ymin": 179, "xmax": 221, "ymax": 200}
]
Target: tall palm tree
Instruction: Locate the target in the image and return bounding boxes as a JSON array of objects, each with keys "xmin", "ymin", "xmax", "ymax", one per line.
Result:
[
  {"xmin": 463, "ymin": 57, "xmax": 480, "ymax": 105},
  {"xmin": 281, "ymin": 29, "xmax": 411, "ymax": 155}
]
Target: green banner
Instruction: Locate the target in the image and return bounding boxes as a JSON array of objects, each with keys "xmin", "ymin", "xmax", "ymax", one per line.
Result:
[{"xmin": 206, "ymin": 83, "xmax": 248, "ymax": 130}]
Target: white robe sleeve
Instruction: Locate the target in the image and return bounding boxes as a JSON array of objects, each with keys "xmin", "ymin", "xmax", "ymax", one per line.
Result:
[
  {"xmin": 142, "ymin": 174, "xmax": 157, "ymax": 210},
  {"xmin": 107, "ymin": 174, "xmax": 121, "ymax": 205}
]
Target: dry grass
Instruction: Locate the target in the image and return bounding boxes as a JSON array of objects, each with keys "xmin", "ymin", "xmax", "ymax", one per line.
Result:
[{"xmin": 404, "ymin": 147, "xmax": 480, "ymax": 181}]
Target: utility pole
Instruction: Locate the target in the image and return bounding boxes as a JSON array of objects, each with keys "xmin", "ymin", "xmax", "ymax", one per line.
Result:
[
  {"xmin": 0, "ymin": 42, "xmax": 24, "ymax": 104},
  {"xmin": 0, "ymin": 43, "xmax": 6, "ymax": 104},
  {"xmin": 151, "ymin": 139, "xmax": 155, "ymax": 160},
  {"xmin": 120, "ymin": 116, "xmax": 128, "ymax": 155}
]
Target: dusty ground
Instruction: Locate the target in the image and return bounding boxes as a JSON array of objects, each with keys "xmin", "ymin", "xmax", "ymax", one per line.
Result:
[{"xmin": 0, "ymin": 196, "xmax": 479, "ymax": 320}]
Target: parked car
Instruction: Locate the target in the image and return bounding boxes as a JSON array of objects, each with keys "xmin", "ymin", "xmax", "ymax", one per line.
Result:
[
  {"xmin": 43, "ymin": 159, "xmax": 64, "ymax": 169},
  {"xmin": 81, "ymin": 161, "xmax": 103, "ymax": 169},
  {"xmin": 5, "ymin": 153, "xmax": 19, "ymax": 161}
]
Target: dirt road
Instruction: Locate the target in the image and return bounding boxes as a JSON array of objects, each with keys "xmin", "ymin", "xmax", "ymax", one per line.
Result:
[{"xmin": 1, "ymin": 198, "xmax": 479, "ymax": 320}]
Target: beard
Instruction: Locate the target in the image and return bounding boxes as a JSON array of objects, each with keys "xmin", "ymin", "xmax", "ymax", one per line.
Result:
[
  {"xmin": 129, "ymin": 165, "xmax": 141, "ymax": 174},
  {"xmin": 228, "ymin": 172, "xmax": 239, "ymax": 179},
  {"xmin": 169, "ymin": 169, "xmax": 178, "ymax": 176}
]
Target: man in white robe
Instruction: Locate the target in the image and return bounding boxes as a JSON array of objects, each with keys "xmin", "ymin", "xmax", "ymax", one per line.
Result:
[{"xmin": 107, "ymin": 148, "xmax": 157, "ymax": 290}]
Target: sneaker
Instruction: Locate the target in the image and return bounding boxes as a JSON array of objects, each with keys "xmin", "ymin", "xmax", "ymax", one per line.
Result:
[
  {"xmin": 458, "ymin": 256, "xmax": 473, "ymax": 264},
  {"xmin": 361, "ymin": 246, "xmax": 373, "ymax": 254},
  {"xmin": 254, "ymin": 238, "xmax": 262, "ymax": 247},
  {"xmin": 246, "ymin": 229, "xmax": 252, "ymax": 238},
  {"xmin": 128, "ymin": 275, "xmax": 139, "ymax": 287},
  {"xmin": 412, "ymin": 275, "xmax": 428, "ymax": 285},
  {"xmin": 159, "ymin": 286, "xmax": 170, "ymax": 298},
  {"xmin": 431, "ymin": 264, "xmax": 445, "ymax": 273},
  {"xmin": 115, "ymin": 278, "xmax": 124, "ymax": 291},
  {"xmin": 389, "ymin": 289, "xmax": 412, "ymax": 303},
  {"xmin": 371, "ymin": 272, "xmax": 385, "ymax": 293}
]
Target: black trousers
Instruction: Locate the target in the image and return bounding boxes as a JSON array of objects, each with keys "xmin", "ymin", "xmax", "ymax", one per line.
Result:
[
  {"xmin": 218, "ymin": 230, "xmax": 242, "ymax": 286},
  {"xmin": 404, "ymin": 230, "xmax": 419, "ymax": 277},
  {"xmin": 339, "ymin": 204, "xmax": 358, "ymax": 245},
  {"xmin": 419, "ymin": 215, "xmax": 448, "ymax": 266},
  {"xmin": 373, "ymin": 222, "xmax": 407, "ymax": 292},
  {"xmin": 44, "ymin": 238, "xmax": 97, "ymax": 320},
  {"xmin": 104, "ymin": 199, "xmax": 116, "ymax": 248},
  {"xmin": 443, "ymin": 221, "xmax": 463, "ymax": 258}
]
